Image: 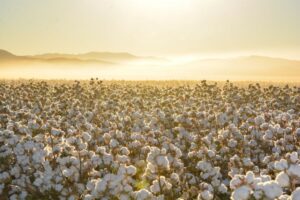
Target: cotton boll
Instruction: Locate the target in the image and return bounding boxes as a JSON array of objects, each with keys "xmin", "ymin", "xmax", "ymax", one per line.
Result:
[
  {"xmin": 62, "ymin": 169, "xmax": 73, "ymax": 178},
  {"xmin": 290, "ymin": 152, "xmax": 299, "ymax": 163},
  {"xmin": 170, "ymin": 173, "xmax": 180, "ymax": 183},
  {"xmin": 261, "ymin": 181, "xmax": 282, "ymax": 199},
  {"xmin": 120, "ymin": 147, "xmax": 130, "ymax": 155},
  {"xmin": 275, "ymin": 172, "xmax": 290, "ymax": 188},
  {"xmin": 255, "ymin": 116, "xmax": 265, "ymax": 126},
  {"xmin": 135, "ymin": 189, "xmax": 153, "ymax": 200},
  {"xmin": 84, "ymin": 194, "xmax": 94, "ymax": 200},
  {"xmin": 68, "ymin": 195, "xmax": 76, "ymax": 200},
  {"xmin": 278, "ymin": 195, "xmax": 290, "ymax": 200},
  {"xmin": 245, "ymin": 171, "xmax": 255, "ymax": 184},
  {"xmin": 291, "ymin": 187, "xmax": 300, "ymax": 200},
  {"xmin": 156, "ymin": 155, "xmax": 170, "ymax": 169},
  {"xmin": 198, "ymin": 190, "xmax": 214, "ymax": 200},
  {"xmin": 126, "ymin": 165, "xmax": 137, "ymax": 176},
  {"xmin": 228, "ymin": 139, "xmax": 237, "ymax": 148},
  {"xmin": 296, "ymin": 128, "xmax": 300, "ymax": 137},
  {"xmin": 33, "ymin": 177, "xmax": 43, "ymax": 187},
  {"xmin": 231, "ymin": 185, "xmax": 252, "ymax": 200},
  {"xmin": 243, "ymin": 158, "xmax": 254, "ymax": 167},
  {"xmin": 109, "ymin": 139, "xmax": 119, "ymax": 148},
  {"xmin": 51, "ymin": 128, "xmax": 62, "ymax": 136},
  {"xmin": 274, "ymin": 159, "xmax": 288, "ymax": 171},
  {"xmin": 207, "ymin": 150, "xmax": 215, "ymax": 158},
  {"xmin": 150, "ymin": 180, "xmax": 160, "ymax": 194},
  {"xmin": 287, "ymin": 164, "xmax": 300, "ymax": 178},
  {"xmin": 82, "ymin": 132, "xmax": 92, "ymax": 142},
  {"xmin": 218, "ymin": 183, "xmax": 228, "ymax": 194},
  {"xmin": 253, "ymin": 190, "xmax": 263, "ymax": 199},
  {"xmin": 95, "ymin": 179, "xmax": 107, "ymax": 193},
  {"xmin": 230, "ymin": 175, "xmax": 242, "ymax": 189},
  {"xmin": 197, "ymin": 161, "xmax": 212, "ymax": 172},
  {"xmin": 54, "ymin": 184, "xmax": 63, "ymax": 192},
  {"xmin": 119, "ymin": 193, "xmax": 130, "ymax": 200}
]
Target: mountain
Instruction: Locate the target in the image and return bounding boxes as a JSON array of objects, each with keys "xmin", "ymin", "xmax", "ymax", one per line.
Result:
[
  {"xmin": 0, "ymin": 49, "xmax": 18, "ymax": 60},
  {"xmin": 0, "ymin": 49, "xmax": 299, "ymax": 80},
  {"xmin": 0, "ymin": 50, "xmax": 165, "ymax": 65},
  {"xmin": 31, "ymin": 52, "xmax": 166, "ymax": 63},
  {"xmin": 176, "ymin": 55, "xmax": 300, "ymax": 78}
]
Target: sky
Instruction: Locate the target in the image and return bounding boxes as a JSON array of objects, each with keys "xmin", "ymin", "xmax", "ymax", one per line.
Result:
[{"xmin": 0, "ymin": 0, "xmax": 300, "ymax": 58}]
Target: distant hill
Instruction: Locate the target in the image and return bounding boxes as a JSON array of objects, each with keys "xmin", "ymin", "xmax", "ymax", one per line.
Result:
[
  {"xmin": 0, "ymin": 50, "xmax": 165, "ymax": 65},
  {"xmin": 0, "ymin": 49, "xmax": 18, "ymax": 60},
  {"xmin": 0, "ymin": 49, "xmax": 299, "ymax": 80},
  {"xmin": 176, "ymin": 55, "xmax": 300, "ymax": 77}
]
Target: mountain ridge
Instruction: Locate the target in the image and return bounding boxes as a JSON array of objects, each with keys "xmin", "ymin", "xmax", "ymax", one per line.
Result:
[{"xmin": 0, "ymin": 49, "xmax": 166, "ymax": 65}]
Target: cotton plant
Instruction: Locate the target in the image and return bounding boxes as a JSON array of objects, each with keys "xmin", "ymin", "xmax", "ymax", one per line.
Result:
[{"xmin": 0, "ymin": 80, "xmax": 299, "ymax": 199}]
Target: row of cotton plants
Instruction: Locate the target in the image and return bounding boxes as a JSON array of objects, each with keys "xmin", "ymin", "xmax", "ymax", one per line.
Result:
[{"xmin": 0, "ymin": 79, "xmax": 299, "ymax": 200}]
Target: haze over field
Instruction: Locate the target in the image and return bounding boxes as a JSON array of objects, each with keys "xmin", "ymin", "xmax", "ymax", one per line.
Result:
[{"xmin": 0, "ymin": 49, "xmax": 300, "ymax": 81}]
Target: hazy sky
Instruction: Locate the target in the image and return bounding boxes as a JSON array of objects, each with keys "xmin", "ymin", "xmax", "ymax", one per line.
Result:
[{"xmin": 1, "ymin": 0, "xmax": 300, "ymax": 57}]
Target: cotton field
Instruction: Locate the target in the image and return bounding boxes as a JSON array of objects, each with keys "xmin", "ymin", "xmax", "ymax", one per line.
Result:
[{"xmin": 0, "ymin": 79, "xmax": 300, "ymax": 200}]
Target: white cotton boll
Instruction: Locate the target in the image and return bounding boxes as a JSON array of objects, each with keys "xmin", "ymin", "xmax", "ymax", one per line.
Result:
[
  {"xmin": 109, "ymin": 139, "xmax": 119, "ymax": 148},
  {"xmin": 230, "ymin": 175, "xmax": 242, "ymax": 189},
  {"xmin": 117, "ymin": 155, "xmax": 129, "ymax": 163},
  {"xmin": 198, "ymin": 190, "xmax": 214, "ymax": 200},
  {"xmin": 274, "ymin": 159, "xmax": 288, "ymax": 171},
  {"xmin": 261, "ymin": 181, "xmax": 282, "ymax": 199},
  {"xmin": 33, "ymin": 177, "xmax": 43, "ymax": 187},
  {"xmin": 150, "ymin": 180, "xmax": 160, "ymax": 194},
  {"xmin": 95, "ymin": 179, "xmax": 107, "ymax": 193},
  {"xmin": 275, "ymin": 171, "xmax": 290, "ymax": 188},
  {"xmin": 19, "ymin": 191, "xmax": 28, "ymax": 199},
  {"xmin": 120, "ymin": 194, "xmax": 130, "ymax": 200},
  {"xmin": 51, "ymin": 128, "xmax": 61, "ymax": 136},
  {"xmin": 278, "ymin": 194, "xmax": 290, "ymax": 200},
  {"xmin": 290, "ymin": 152, "xmax": 299, "ymax": 163},
  {"xmin": 156, "ymin": 155, "xmax": 170, "ymax": 169},
  {"xmin": 82, "ymin": 132, "xmax": 92, "ymax": 142},
  {"xmin": 255, "ymin": 116, "xmax": 265, "ymax": 126},
  {"xmin": 68, "ymin": 195, "xmax": 76, "ymax": 200},
  {"xmin": 78, "ymin": 142, "xmax": 87, "ymax": 150},
  {"xmin": 9, "ymin": 194, "xmax": 18, "ymax": 200},
  {"xmin": 296, "ymin": 128, "xmax": 300, "ymax": 137},
  {"xmin": 228, "ymin": 139, "xmax": 237, "ymax": 148},
  {"xmin": 245, "ymin": 171, "xmax": 255, "ymax": 184},
  {"xmin": 243, "ymin": 158, "xmax": 254, "ymax": 167},
  {"xmin": 62, "ymin": 169, "xmax": 73, "ymax": 178},
  {"xmin": 86, "ymin": 180, "xmax": 97, "ymax": 191},
  {"xmin": 231, "ymin": 185, "xmax": 252, "ymax": 200},
  {"xmin": 197, "ymin": 161, "xmax": 212, "ymax": 172},
  {"xmin": 263, "ymin": 130, "xmax": 273, "ymax": 140},
  {"xmin": 170, "ymin": 173, "xmax": 180, "ymax": 183},
  {"xmin": 70, "ymin": 156, "xmax": 80, "ymax": 166},
  {"xmin": 66, "ymin": 136, "xmax": 76, "ymax": 145},
  {"xmin": 291, "ymin": 187, "xmax": 300, "ymax": 200},
  {"xmin": 260, "ymin": 122, "xmax": 269, "ymax": 129},
  {"xmin": 287, "ymin": 164, "xmax": 300, "ymax": 178},
  {"xmin": 207, "ymin": 150, "xmax": 215, "ymax": 158},
  {"xmin": 126, "ymin": 165, "xmax": 137, "ymax": 176},
  {"xmin": 260, "ymin": 175, "xmax": 272, "ymax": 182},
  {"xmin": 253, "ymin": 190, "xmax": 263, "ymax": 199},
  {"xmin": 218, "ymin": 184, "xmax": 228, "ymax": 194},
  {"xmin": 123, "ymin": 184, "xmax": 133, "ymax": 192},
  {"xmin": 120, "ymin": 147, "xmax": 130, "ymax": 155},
  {"xmin": 54, "ymin": 184, "xmax": 63, "ymax": 192},
  {"xmin": 135, "ymin": 189, "xmax": 153, "ymax": 200},
  {"xmin": 84, "ymin": 194, "xmax": 94, "ymax": 200},
  {"xmin": 0, "ymin": 183, "xmax": 4, "ymax": 194}
]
